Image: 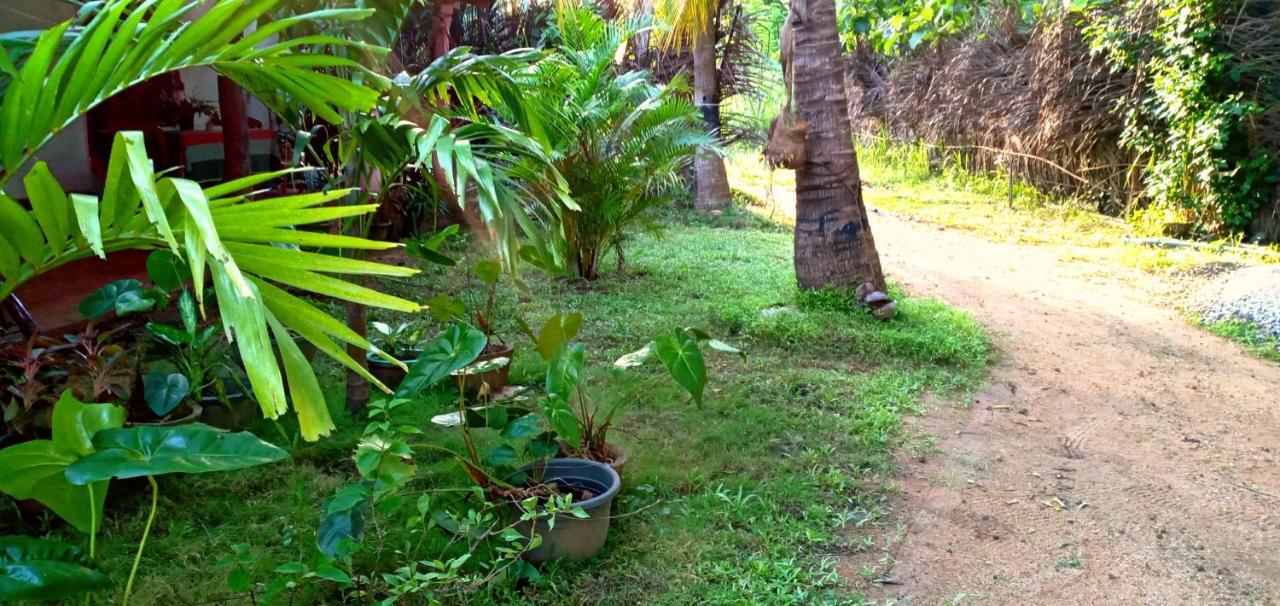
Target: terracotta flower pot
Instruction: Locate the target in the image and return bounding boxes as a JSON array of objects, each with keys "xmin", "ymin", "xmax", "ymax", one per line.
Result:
[{"xmin": 462, "ymin": 343, "xmax": 514, "ymax": 395}]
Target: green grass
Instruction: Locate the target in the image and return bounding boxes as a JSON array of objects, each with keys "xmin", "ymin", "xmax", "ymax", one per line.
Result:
[
  {"xmin": 18, "ymin": 208, "xmax": 989, "ymax": 605},
  {"xmin": 1200, "ymin": 320, "xmax": 1280, "ymax": 362}
]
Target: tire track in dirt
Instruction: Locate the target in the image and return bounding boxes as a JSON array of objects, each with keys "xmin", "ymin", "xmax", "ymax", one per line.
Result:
[{"xmin": 847, "ymin": 210, "xmax": 1280, "ymax": 605}]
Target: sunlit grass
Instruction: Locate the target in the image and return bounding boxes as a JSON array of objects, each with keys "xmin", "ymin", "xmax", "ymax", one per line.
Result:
[{"xmin": 726, "ymin": 141, "xmax": 1277, "ymax": 272}]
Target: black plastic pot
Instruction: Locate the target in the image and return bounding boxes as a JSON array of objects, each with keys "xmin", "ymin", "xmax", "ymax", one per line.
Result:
[
  {"xmin": 200, "ymin": 381, "xmax": 257, "ymax": 430},
  {"xmin": 514, "ymin": 458, "xmax": 621, "ymax": 563},
  {"xmin": 367, "ymin": 349, "xmax": 419, "ymax": 390}
]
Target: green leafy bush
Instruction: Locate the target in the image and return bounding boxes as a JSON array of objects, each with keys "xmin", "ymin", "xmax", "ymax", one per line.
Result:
[{"xmin": 1081, "ymin": 0, "xmax": 1276, "ymax": 234}]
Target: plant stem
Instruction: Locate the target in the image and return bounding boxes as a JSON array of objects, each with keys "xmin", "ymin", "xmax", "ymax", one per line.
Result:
[
  {"xmin": 85, "ymin": 484, "xmax": 97, "ymax": 606},
  {"xmin": 122, "ymin": 476, "xmax": 159, "ymax": 606}
]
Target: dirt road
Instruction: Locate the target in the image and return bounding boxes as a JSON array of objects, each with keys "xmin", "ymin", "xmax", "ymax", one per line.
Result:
[{"xmin": 851, "ymin": 208, "xmax": 1280, "ymax": 604}]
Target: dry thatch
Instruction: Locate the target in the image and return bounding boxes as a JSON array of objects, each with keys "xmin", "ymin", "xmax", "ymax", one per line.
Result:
[
  {"xmin": 847, "ymin": 11, "xmax": 1141, "ymax": 214},
  {"xmin": 848, "ymin": 2, "xmax": 1280, "ymax": 237}
]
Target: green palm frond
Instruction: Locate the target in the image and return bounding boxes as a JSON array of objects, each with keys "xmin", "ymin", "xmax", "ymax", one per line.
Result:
[
  {"xmin": 0, "ymin": 0, "xmax": 384, "ymax": 182},
  {"xmin": 0, "ymin": 133, "xmax": 416, "ymax": 441}
]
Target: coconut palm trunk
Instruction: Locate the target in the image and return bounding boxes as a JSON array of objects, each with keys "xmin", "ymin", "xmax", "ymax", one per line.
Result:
[
  {"xmin": 789, "ymin": 0, "xmax": 884, "ymax": 290},
  {"xmin": 692, "ymin": 19, "xmax": 731, "ymax": 211}
]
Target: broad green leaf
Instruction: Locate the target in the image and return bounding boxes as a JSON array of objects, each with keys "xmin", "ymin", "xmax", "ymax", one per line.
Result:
[
  {"xmin": 212, "ymin": 261, "xmax": 287, "ymax": 419},
  {"xmin": 425, "ymin": 294, "xmax": 466, "ymax": 324},
  {"xmin": 316, "ymin": 484, "xmax": 370, "ymax": 558},
  {"xmin": 146, "ymin": 249, "xmax": 189, "ymax": 293},
  {"xmin": 0, "ymin": 536, "xmax": 112, "ymax": 602},
  {"xmin": 538, "ymin": 397, "xmax": 581, "ymax": 448},
  {"xmin": 653, "ymin": 329, "xmax": 707, "ymax": 406},
  {"xmin": 70, "ymin": 194, "xmax": 103, "ymax": 259},
  {"xmin": 535, "ymin": 311, "xmax": 583, "ymax": 361},
  {"xmin": 353, "ymin": 436, "xmax": 415, "ymax": 490},
  {"xmin": 144, "ymin": 371, "xmax": 189, "ymax": 416},
  {"xmin": 500, "ymin": 412, "xmax": 544, "ymax": 440},
  {"xmin": 78, "ymin": 279, "xmax": 156, "ymax": 319},
  {"xmin": 394, "ymin": 324, "xmax": 487, "ymax": 398},
  {"xmin": 121, "ymin": 132, "xmax": 178, "ymax": 250},
  {"xmin": 486, "ymin": 444, "xmax": 518, "ymax": 467},
  {"xmin": 546, "ymin": 343, "xmax": 585, "ymax": 402},
  {"xmin": 0, "ymin": 392, "xmax": 124, "ymax": 532},
  {"xmin": 0, "ymin": 194, "xmax": 43, "ymax": 264},
  {"xmin": 64, "ymin": 424, "xmax": 290, "ymax": 484},
  {"xmin": 472, "ymin": 259, "xmax": 501, "ymax": 285},
  {"xmin": 224, "ymin": 242, "xmax": 417, "ymax": 277}
]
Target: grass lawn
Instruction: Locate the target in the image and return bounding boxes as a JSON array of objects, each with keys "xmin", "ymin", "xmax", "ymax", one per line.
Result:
[{"xmin": 10, "ymin": 207, "xmax": 990, "ymax": 605}]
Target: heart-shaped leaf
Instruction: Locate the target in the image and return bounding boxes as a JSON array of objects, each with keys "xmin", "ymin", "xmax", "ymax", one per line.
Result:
[
  {"xmin": 425, "ymin": 294, "xmax": 466, "ymax": 324},
  {"xmin": 64, "ymin": 424, "xmax": 289, "ymax": 484},
  {"xmin": 0, "ymin": 392, "xmax": 124, "ymax": 532},
  {"xmin": 395, "ymin": 323, "xmax": 487, "ymax": 398},
  {"xmin": 535, "ymin": 311, "xmax": 583, "ymax": 361},
  {"xmin": 144, "ymin": 371, "xmax": 190, "ymax": 416},
  {"xmin": 653, "ymin": 329, "xmax": 707, "ymax": 406},
  {"xmin": 0, "ymin": 535, "xmax": 112, "ymax": 601},
  {"xmin": 472, "ymin": 259, "xmax": 501, "ymax": 285}
]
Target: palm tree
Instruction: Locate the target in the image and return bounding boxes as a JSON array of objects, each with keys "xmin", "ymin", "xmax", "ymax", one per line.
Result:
[
  {"xmin": 787, "ymin": 0, "xmax": 884, "ymax": 290},
  {"xmin": 654, "ymin": 0, "xmax": 732, "ymax": 211}
]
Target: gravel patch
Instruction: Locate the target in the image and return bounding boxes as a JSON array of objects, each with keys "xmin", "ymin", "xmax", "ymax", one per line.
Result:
[{"xmin": 1190, "ymin": 265, "xmax": 1280, "ymax": 340}]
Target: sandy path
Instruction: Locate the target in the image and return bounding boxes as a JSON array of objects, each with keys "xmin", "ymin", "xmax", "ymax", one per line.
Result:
[{"xmin": 850, "ymin": 208, "xmax": 1280, "ymax": 605}]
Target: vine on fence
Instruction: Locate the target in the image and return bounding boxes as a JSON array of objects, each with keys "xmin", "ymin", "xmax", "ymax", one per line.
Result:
[{"xmin": 1081, "ymin": 0, "xmax": 1276, "ymax": 234}]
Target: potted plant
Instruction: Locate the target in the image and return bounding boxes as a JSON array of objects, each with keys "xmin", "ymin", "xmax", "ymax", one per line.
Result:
[
  {"xmin": 411, "ymin": 321, "xmax": 741, "ymax": 561},
  {"xmin": 139, "ymin": 292, "xmax": 253, "ymax": 428},
  {"xmin": 535, "ymin": 320, "xmax": 743, "ymax": 475},
  {"xmin": 366, "ymin": 321, "xmax": 425, "ymax": 389}
]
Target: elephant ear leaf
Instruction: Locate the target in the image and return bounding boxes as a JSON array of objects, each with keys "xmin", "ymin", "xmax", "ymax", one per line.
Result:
[
  {"xmin": 143, "ymin": 371, "xmax": 190, "ymax": 416},
  {"xmin": 653, "ymin": 328, "xmax": 707, "ymax": 406},
  {"xmin": 64, "ymin": 424, "xmax": 289, "ymax": 485},
  {"xmin": 0, "ymin": 535, "xmax": 112, "ymax": 602},
  {"xmin": 395, "ymin": 323, "xmax": 487, "ymax": 398},
  {"xmin": 0, "ymin": 392, "xmax": 124, "ymax": 532},
  {"xmin": 535, "ymin": 311, "xmax": 583, "ymax": 361}
]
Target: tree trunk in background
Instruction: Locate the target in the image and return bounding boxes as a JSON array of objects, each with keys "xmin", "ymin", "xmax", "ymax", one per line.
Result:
[
  {"xmin": 217, "ymin": 76, "xmax": 249, "ymax": 181},
  {"xmin": 692, "ymin": 21, "xmax": 731, "ymax": 212},
  {"xmin": 790, "ymin": 0, "xmax": 884, "ymax": 290},
  {"xmin": 345, "ymin": 293, "xmax": 368, "ymax": 412}
]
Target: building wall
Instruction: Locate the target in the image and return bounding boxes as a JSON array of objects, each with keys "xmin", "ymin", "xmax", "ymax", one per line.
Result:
[{"xmin": 1, "ymin": 2, "xmax": 274, "ymax": 199}]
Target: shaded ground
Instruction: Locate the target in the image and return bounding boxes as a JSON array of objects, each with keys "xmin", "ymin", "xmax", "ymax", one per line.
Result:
[{"xmin": 729, "ymin": 151, "xmax": 1280, "ymax": 604}]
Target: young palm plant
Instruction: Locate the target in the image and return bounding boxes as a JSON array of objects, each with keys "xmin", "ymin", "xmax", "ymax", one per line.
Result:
[{"xmin": 524, "ymin": 5, "xmax": 716, "ymax": 280}]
